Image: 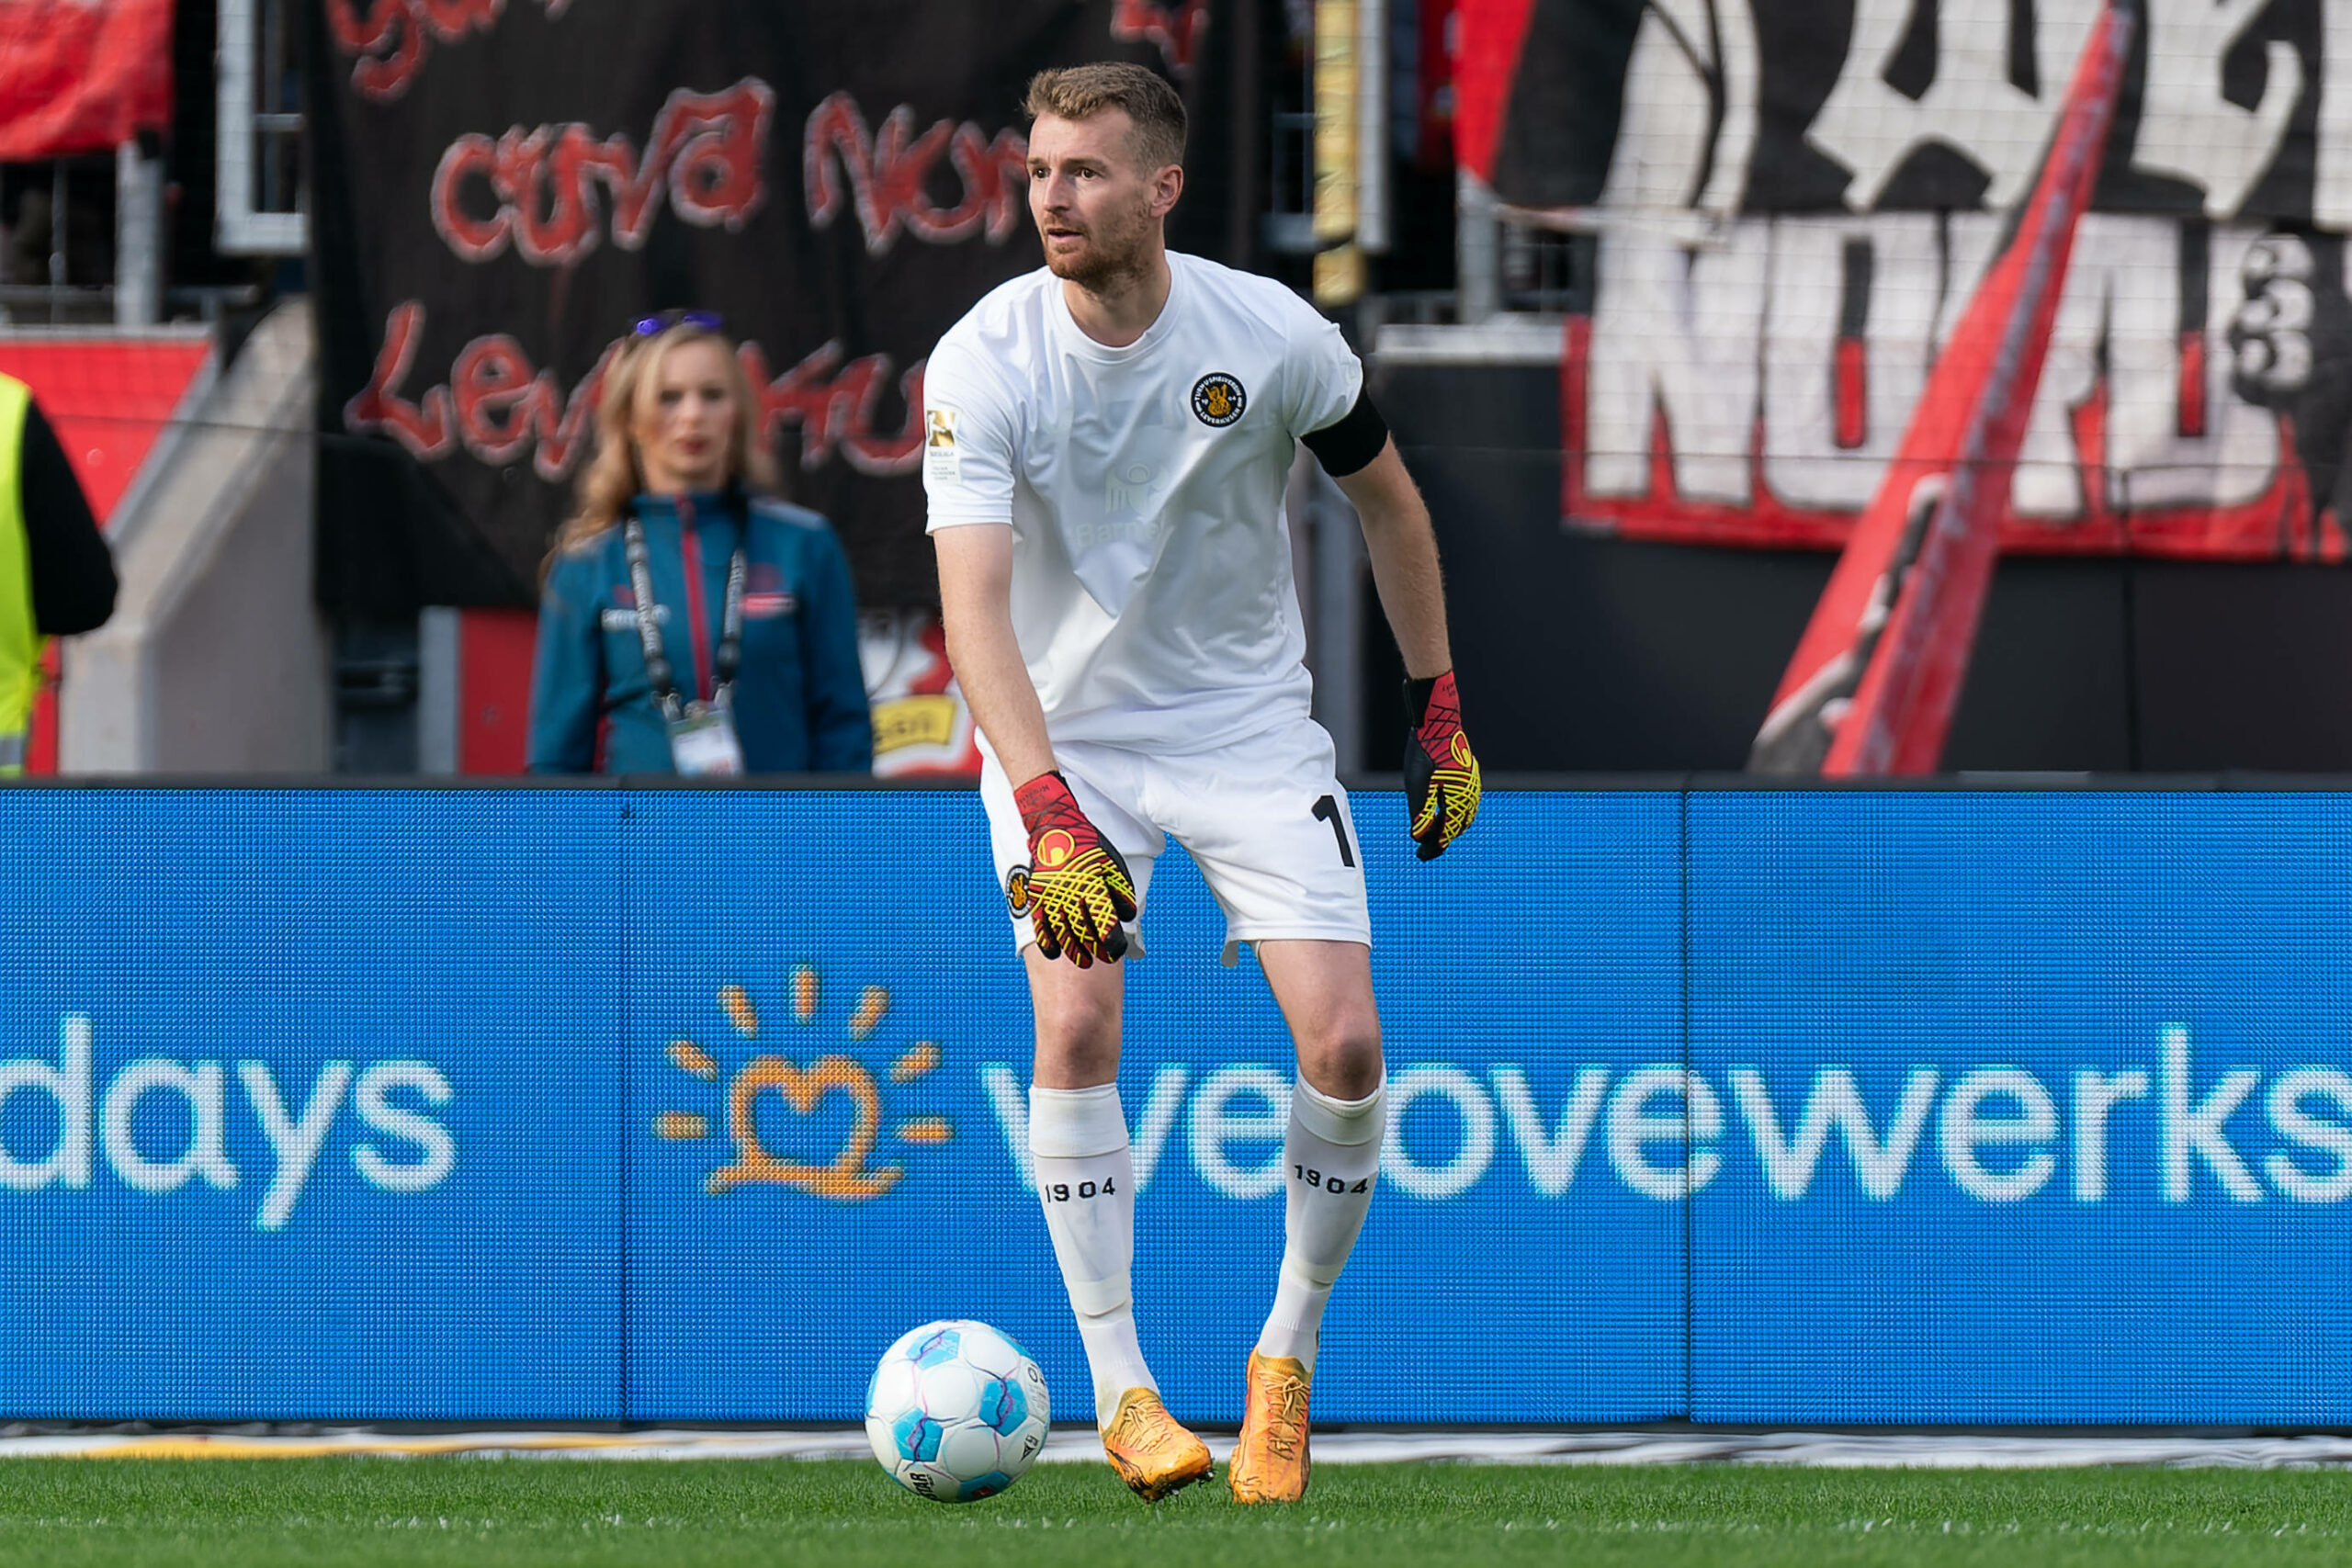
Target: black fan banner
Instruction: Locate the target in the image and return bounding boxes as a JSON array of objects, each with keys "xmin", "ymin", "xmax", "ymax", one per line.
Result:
[{"xmin": 308, "ymin": 0, "xmax": 1221, "ymax": 613}]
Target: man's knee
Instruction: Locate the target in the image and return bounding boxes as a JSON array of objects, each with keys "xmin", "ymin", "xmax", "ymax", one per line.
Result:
[
  {"xmin": 1037, "ymin": 998, "xmax": 1119, "ymax": 1059},
  {"xmin": 1029, "ymin": 955, "xmax": 1125, "ymax": 1087},
  {"xmin": 1295, "ymin": 1009, "xmax": 1383, "ymax": 1101}
]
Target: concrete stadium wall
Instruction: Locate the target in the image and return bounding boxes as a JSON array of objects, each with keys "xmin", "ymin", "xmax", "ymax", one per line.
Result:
[{"xmin": 60, "ymin": 304, "xmax": 330, "ymax": 773}]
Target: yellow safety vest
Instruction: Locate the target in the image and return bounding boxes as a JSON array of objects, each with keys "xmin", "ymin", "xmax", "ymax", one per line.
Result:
[{"xmin": 0, "ymin": 375, "xmax": 45, "ymax": 774}]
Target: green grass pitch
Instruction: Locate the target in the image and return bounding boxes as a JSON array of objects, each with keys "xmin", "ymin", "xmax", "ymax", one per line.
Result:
[{"xmin": 0, "ymin": 1456, "xmax": 2345, "ymax": 1565}]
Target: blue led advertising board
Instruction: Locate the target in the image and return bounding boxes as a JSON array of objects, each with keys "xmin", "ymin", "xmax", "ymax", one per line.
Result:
[{"xmin": 0, "ymin": 785, "xmax": 2339, "ymax": 1426}]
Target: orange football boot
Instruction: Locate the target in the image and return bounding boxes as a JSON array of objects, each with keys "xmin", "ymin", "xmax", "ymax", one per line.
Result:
[
  {"xmin": 1227, "ymin": 1351, "xmax": 1312, "ymax": 1503},
  {"xmin": 1101, "ymin": 1388, "xmax": 1214, "ymax": 1501}
]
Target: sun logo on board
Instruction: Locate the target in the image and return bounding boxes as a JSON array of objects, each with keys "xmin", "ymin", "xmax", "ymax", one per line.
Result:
[{"xmin": 653, "ymin": 968, "xmax": 952, "ymax": 1201}]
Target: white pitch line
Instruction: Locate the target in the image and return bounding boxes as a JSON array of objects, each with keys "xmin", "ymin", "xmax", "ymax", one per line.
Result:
[{"xmin": 10, "ymin": 1428, "xmax": 2352, "ymax": 1468}]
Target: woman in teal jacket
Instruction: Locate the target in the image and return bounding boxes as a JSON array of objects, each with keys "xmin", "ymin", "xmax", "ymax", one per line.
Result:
[{"xmin": 528, "ymin": 313, "xmax": 873, "ymax": 775}]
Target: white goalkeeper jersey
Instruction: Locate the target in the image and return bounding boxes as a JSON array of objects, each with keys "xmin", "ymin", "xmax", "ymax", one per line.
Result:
[{"xmin": 922, "ymin": 251, "xmax": 1363, "ymax": 753}]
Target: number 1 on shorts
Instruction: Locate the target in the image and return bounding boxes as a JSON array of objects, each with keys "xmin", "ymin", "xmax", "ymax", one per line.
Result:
[{"xmin": 1312, "ymin": 794, "xmax": 1355, "ymax": 867}]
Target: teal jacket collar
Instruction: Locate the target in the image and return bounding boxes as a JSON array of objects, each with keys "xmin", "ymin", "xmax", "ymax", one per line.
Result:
[{"xmin": 629, "ymin": 490, "xmax": 737, "ymax": 525}]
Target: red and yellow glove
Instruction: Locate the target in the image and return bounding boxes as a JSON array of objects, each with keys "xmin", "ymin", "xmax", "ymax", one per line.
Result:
[
  {"xmin": 1005, "ymin": 772, "xmax": 1138, "ymax": 967},
  {"xmin": 1403, "ymin": 670, "xmax": 1481, "ymax": 861}
]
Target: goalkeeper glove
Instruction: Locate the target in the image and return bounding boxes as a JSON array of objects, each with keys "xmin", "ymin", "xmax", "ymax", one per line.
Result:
[
  {"xmin": 1403, "ymin": 670, "xmax": 1481, "ymax": 861},
  {"xmin": 1005, "ymin": 772, "xmax": 1138, "ymax": 967}
]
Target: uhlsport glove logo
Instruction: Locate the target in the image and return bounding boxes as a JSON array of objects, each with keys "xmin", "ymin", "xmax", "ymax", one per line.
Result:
[
  {"xmin": 1006, "ymin": 773, "xmax": 1138, "ymax": 967},
  {"xmin": 1404, "ymin": 670, "xmax": 1481, "ymax": 861}
]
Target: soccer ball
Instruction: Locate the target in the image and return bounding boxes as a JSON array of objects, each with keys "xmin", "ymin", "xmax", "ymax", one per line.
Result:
[{"xmin": 865, "ymin": 1320, "xmax": 1052, "ymax": 1503}]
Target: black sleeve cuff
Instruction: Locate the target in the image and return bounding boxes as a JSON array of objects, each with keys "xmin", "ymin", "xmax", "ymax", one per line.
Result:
[
  {"xmin": 1404, "ymin": 676, "xmax": 1436, "ymax": 728},
  {"xmin": 1301, "ymin": 387, "xmax": 1389, "ymax": 478},
  {"xmin": 18, "ymin": 400, "xmax": 116, "ymax": 636}
]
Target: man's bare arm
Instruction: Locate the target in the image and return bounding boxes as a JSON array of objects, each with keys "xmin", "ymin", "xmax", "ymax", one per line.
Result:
[
  {"xmin": 1335, "ymin": 437, "xmax": 1452, "ymax": 678},
  {"xmin": 933, "ymin": 523, "xmax": 1057, "ymax": 784}
]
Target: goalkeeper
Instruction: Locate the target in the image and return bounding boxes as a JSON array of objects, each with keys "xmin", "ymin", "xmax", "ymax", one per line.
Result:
[{"xmin": 925, "ymin": 63, "xmax": 1478, "ymax": 1507}]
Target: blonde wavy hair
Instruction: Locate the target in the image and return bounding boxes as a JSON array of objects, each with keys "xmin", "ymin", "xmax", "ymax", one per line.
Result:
[{"xmin": 549, "ymin": 321, "xmax": 780, "ymax": 563}]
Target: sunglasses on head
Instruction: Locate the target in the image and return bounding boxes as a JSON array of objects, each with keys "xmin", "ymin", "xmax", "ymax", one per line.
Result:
[{"xmin": 631, "ymin": 310, "xmax": 725, "ymax": 336}]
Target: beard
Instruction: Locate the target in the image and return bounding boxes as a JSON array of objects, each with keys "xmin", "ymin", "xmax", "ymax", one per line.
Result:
[{"xmin": 1040, "ymin": 204, "xmax": 1154, "ymax": 291}]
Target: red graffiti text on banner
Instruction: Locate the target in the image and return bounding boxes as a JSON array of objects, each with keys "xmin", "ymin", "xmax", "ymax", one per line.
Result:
[
  {"xmin": 1112, "ymin": 0, "xmax": 1208, "ymax": 76},
  {"xmin": 741, "ymin": 341, "xmax": 924, "ymax": 477},
  {"xmin": 345, "ymin": 301, "xmax": 451, "ymax": 458},
  {"xmin": 433, "ymin": 80, "xmax": 774, "ymax": 266},
  {"xmin": 325, "ymin": 0, "xmax": 577, "ymax": 105},
  {"xmin": 344, "ymin": 301, "xmax": 613, "ymax": 479},
  {"xmin": 344, "ymin": 302, "xmax": 922, "ymax": 481},
  {"xmin": 804, "ymin": 92, "xmax": 1028, "ymax": 255}
]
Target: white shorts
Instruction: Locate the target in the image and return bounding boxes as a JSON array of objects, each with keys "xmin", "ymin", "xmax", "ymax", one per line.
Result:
[{"xmin": 978, "ymin": 718, "xmax": 1372, "ymax": 964}]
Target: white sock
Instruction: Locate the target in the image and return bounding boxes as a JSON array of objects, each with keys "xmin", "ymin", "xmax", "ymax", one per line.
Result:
[
  {"xmin": 1029, "ymin": 1083, "xmax": 1155, "ymax": 1427},
  {"xmin": 1256, "ymin": 1078, "xmax": 1385, "ymax": 1375}
]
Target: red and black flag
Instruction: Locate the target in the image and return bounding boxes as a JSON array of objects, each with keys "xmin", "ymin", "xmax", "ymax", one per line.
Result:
[
  {"xmin": 1466, "ymin": 0, "xmax": 2352, "ymax": 768},
  {"xmin": 1749, "ymin": 6, "xmax": 2132, "ymax": 774}
]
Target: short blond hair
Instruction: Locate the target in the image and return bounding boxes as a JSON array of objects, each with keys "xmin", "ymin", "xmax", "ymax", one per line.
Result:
[{"xmin": 1023, "ymin": 62, "xmax": 1186, "ymax": 172}]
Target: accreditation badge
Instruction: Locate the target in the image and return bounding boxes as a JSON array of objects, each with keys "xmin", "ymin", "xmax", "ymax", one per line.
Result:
[{"xmin": 667, "ymin": 700, "xmax": 745, "ymax": 777}]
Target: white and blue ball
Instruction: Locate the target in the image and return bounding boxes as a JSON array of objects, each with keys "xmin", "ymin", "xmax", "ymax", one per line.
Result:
[{"xmin": 865, "ymin": 1320, "xmax": 1051, "ymax": 1503}]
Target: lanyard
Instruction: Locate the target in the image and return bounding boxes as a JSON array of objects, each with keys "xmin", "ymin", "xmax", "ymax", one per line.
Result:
[{"xmin": 622, "ymin": 505, "xmax": 746, "ymax": 722}]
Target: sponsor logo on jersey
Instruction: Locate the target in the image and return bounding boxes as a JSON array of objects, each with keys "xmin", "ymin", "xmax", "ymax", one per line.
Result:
[{"xmin": 1191, "ymin": 373, "xmax": 1246, "ymax": 427}]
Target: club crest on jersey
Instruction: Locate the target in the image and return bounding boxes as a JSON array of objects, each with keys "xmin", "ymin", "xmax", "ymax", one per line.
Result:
[{"xmin": 1191, "ymin": 373, "xmax": 1246, "ymax": 428}]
